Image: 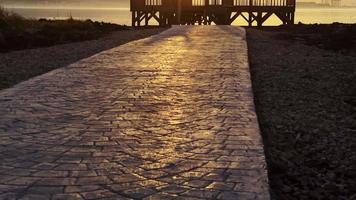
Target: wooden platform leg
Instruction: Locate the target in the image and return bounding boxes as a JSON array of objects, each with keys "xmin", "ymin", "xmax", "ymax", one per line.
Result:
[
  {"xmin": 248, "ymin": 12, "xmax": 253, "ymax": 27},
  {"xmin": 159, "ymin": 12, "xmax": 166, "ymax": 27},
  {"xmin": 137, "ymin": 11, "xmax": 141, "ymax": 27},
  {"xmin": 158, "ymin": 12, "xmax": 162, "ymax": 26},
  {"xmin": 145, "ymin": 12, "xmax": 149, "ymax": 26},
  {"xmin": 161, "ymin": 13, "xmax": 167, "ymax": 26},
  {"xmin": 168, "ymin": 13, "xmax": 173, "ymax": 25},
  {"xmin": 290, "ymin": 12, "xmax": 295, "ymax": 24},
  {"xmin": 203, "ymin": 13, "xmax": 208, "ymax": 25},
  {"xmin": 132, "ymin": 11, "xmax": 136, "ymax": 27},
  {"xmin": 257, "ymin": 12, "xmax": 263, "ymax": 27},
  {"xmin": 162, "ymin": 12, "xmax": 168, "ymax": 27}
]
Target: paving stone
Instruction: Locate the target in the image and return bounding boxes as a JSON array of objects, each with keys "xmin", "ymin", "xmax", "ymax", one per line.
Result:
[
  {"xmin": 52, "ymin": 193, "xmax": 84, "ymax": 200},
  {"xmin": 218, "ymin": 191, "xmax": 257, "ymax": 200},
  {"xmin": 120, "ymin": 187, "xmax": 157, "ymax": 199},
  {"xmin": 6, "ymin": 177, "xmax": 40, "ymax": 186},
  {"xmin": 183, "ymin": 180, "xmax": 211, "ymax": 188},
  {"xmin": 26, "ymin": 186, "xmax": 64, "ymax": 194},
  {"xmin": 0, "ymin": 26, "xmax": 269, "ymax": 199},
  {"xmin": 18, "ymin": 194, "xmax": 49, "ymax": 200},
  {"xmin": 32, "ymin": 163, "xmax": 58, "ymax": 170},
  {"xmin": 159, "ymin": 185, "xmax": 189, "ymax": 194},
  {"xmin": 181, "ymin": 188, "xmax": 219, "ymax": 199},
  {"xmin": 80, "ymin": 189, "xmax": 116, "ymax": 200},
  {"xmin": 32, "ymin": 170, "xmax": 69, "ymax": 178},
  {"xmin": 0, "ymin": 193, "xmax": 17, "ymax": 200},
  {"xmin": 206, "ymin": 182, "xmax": 235, "ymax": 191},
  {"xmin": 35, "ymin": 178, "xmax": 76, "ymax": 186},
  {"xmin": 110, "ymin": 174, "xmax": 143, "ymax": 183},
  {"xmin": 70, "ymin": 170, "xmax": 98, "ymax": 177},
  {"xmin": 64, "ymin": 185, "xmax": 101, "ymax": 193},
  {"xmin": 143, "ymin": 192, "xmax": 178, "ymax": 200},
  {"xmin": 76, "ymin": 176, "xmax": 112, "ymax": 185}
]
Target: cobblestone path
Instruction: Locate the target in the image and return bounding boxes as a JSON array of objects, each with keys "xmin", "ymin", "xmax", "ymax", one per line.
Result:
[{"xmin": 0, "ymin": 26, "xmax": 269, "ymax": 200}]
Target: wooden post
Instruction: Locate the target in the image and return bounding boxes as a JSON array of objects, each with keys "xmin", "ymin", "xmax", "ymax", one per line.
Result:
[
  {"xmin": 132, "ymin": 11, "xmax": 136, "ymax": 27},
  {"xmin": 291, "ymin": 12, "xmax": 295, "ymax": 24},
  {"xmin": 257, "ymin": 12, "xmax": 262, "ymax": 27},
  {"xmin": 138, "ymin": 11, "xmax": 141, "ymax": 26},
  {"xmin": 203, "ymin": 13, "xmax": 208, "ymax": 25},
  {"xmin": 145, "ymin": 12, "xmax": 149, "ymax": 26},
  {"xmin": 177, "ymin": 0, "xmax": 182, "ymax": 24},
  {"xmin": 159, "ymin": 12, "xmax": 165, "ymax": 26},
  {"xmin": 248, "ymin": 12, "xmax": 253, "ymax": 26}
]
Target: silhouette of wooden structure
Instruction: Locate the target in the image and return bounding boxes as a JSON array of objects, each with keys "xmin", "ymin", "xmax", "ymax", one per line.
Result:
[{"xmin": 130, "ymin": 0, "xmax": 295, "ymax": 26}]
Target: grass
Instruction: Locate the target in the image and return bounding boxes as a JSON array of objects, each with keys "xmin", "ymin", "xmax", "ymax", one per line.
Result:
[{"xmin": 0, "ymin": 7, "xmax": 129, "ymax": 52}]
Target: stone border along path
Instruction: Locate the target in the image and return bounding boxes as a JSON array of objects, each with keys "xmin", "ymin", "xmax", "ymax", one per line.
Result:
[{"xmin": 0, "ymin": 26, "xmax": 270, "ymax": 200}]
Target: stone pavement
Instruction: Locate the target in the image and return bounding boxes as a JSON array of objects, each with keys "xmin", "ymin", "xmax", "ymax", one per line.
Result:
[{"xmin": 0, "ymin": 26, "xmax": 269, "ymax": 200}]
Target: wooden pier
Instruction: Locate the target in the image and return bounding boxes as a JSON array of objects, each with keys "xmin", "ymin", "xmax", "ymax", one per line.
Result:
[{"xmin": 130, "ymin": 0, "xmax": 296, "ymax": 26}]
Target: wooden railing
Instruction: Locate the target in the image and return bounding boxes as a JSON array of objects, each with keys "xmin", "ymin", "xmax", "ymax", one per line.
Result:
[
  {"xmin": 145, "ymin": 0, "xmax": 162, "ymax": 5},
  {"xmin": 192, "ymin": 0, "xmax": 205, "ymax": 6},
  {"xmin": 131, "ymin": 0, "xmax": 295, "ymax": 10},
  {"xmin": 209, "ymin": 0, "xmax": 223, "ymax": 5},
  {"xmin": 233, "ymin": 0, "xmax": 294, "ymax": 6}
]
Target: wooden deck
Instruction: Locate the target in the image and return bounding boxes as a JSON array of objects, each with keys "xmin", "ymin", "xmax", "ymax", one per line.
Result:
[{"xmin": 130, "ymin": 0, "xmax": 295, "ymax": 26}]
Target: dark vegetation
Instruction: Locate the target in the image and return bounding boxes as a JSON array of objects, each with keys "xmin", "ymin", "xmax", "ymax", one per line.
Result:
[
  {"xmin": 273, "ymin": 23, "xmax": 356, "ymax": 51},
  {"xmin": 0, "ymin": 7, "xmax": 129, "ymax": 52},
  {"xmin": 247, "ymin": 24, "xmax": 356, "ymax": 200},
  {"xmin": 0, "ymin": 7, "xmax": 166, "ymax": 90}
]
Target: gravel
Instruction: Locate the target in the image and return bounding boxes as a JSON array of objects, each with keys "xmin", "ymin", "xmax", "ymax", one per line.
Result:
[{"xmin": 247, "ymin": 27, "xmax": 356, "ymax": 200}]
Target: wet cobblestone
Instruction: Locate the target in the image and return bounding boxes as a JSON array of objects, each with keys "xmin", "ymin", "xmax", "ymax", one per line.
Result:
[{"xmin": 0, "ymin": 26, "xmax": 269, "ymax": 200}]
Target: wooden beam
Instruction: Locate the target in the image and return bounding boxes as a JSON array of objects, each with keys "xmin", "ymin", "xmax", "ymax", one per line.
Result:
[
  {"xmin": 261, "ymin": 12, "xmax": 273, "ymax": 24},
  {"xmin": 130, "ymin": 0, "xmax": 296, "ymax": 27},
  {"xmin": 230, "ymin": 12, "xmax": 241, "ymax": 23},
  {"xmin": 152, "ymin": 12, "xmax": 161, "ymax": 23}
]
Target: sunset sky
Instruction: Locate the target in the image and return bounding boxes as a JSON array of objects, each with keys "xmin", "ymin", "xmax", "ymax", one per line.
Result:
[{"xmin": 1, "ymin": 0, "xmax": 355, "ymax": 6}]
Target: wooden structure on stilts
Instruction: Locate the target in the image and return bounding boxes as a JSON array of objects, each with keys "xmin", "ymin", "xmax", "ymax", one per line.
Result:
[{"xmin": 130, "ymin": 0, "xmax": 295, "ymax": 26}]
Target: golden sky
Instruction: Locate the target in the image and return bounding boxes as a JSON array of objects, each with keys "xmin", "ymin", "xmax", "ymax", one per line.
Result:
[{"xmin": 1, "ymin": 0, "xmax": 355, "ymax": 6}]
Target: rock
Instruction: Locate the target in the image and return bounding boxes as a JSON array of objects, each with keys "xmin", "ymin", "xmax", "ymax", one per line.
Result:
[{"xmin": 350, "ymin": 193, "xmax": 356, "ymax": 200}]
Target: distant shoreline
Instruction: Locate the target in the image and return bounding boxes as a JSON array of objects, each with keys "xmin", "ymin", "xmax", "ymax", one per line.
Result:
[
  {"xmin": 296, "ymin": 2, "xmax": 356, "ymax": 8},
  {"xmin": 2, "ymin": 6, "xmax": 130, "ymax": 10},
  {"xmin": 296, "ymin": 5, "xmax": 356, "ymax": 9},
  {"xmin": 3, "ymin": 4, "xmax": 356, "ymax": 9}
]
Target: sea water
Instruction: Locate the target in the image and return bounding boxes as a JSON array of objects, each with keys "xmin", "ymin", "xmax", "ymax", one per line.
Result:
[{"xmin": 5, "ymin": 6, "xmax": 356, "ymax": 26}]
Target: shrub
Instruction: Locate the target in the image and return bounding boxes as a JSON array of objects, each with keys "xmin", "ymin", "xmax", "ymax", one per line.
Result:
[{"xmin": 0, "ymin": 7, "xmax": 128, "ymax": 52}]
